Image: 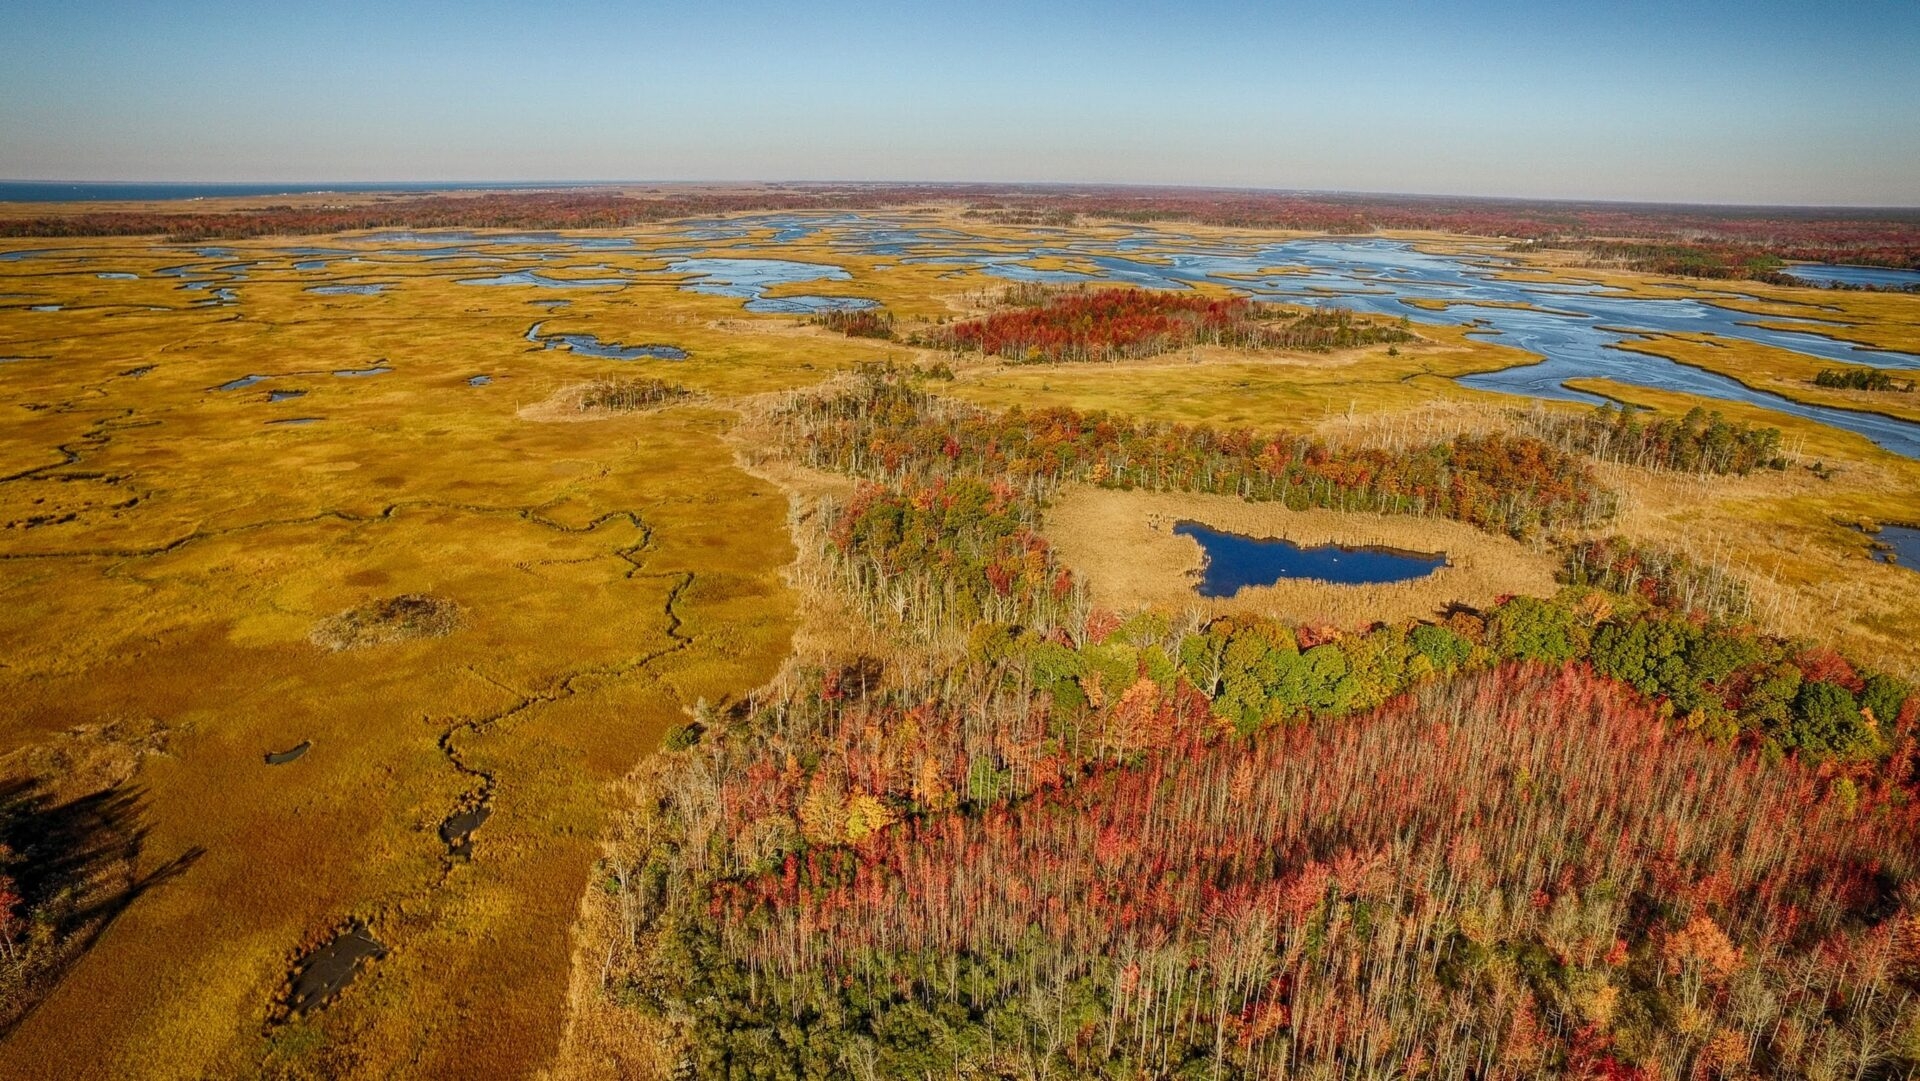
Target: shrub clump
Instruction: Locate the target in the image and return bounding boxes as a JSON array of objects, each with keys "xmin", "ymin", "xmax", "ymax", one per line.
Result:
[
  {"xmin": 810, "ymin": 308, "xmax": 895, "ymax": 340},
  {"xmin": 310, "ymin": 594, "xmax": 461, "ymax": 651},
  {"xmin": 578, "ymin": 377, "xmax": 693, "ymax": 413},
  {"xmin": 1814, "ymin": 366, "xmax": 1915, "ymax": 392}
]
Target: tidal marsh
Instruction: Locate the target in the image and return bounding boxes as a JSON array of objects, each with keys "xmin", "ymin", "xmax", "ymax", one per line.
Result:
[{"xmin": 2, "ymin": 206, "xmax": 1918, "ymax": 1079}]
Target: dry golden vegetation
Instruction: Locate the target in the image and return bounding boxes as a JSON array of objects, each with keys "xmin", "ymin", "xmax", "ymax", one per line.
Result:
[
  {"xmin": 0, "ymin": 204, "xmax": 1917, "ymax": 1079},
  {"xmin": 0, "ymin": 234, "xmax": 811, "ymax": 1080}
]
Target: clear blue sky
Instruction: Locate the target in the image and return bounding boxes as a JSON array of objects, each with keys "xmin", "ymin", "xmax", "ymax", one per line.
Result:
[{"xmin": 4, "ymin": 0, "xmax": 1918, "ymax": 205}]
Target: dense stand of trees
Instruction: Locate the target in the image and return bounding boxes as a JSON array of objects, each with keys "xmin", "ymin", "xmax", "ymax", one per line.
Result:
[
  {"xmin": 1517, "ymin": 403, "xmax": 1785, "ymax": 476},
  {"xmin": 1530, "ymin": 241, "xmax": 1801, "ymax": 283},
  {"xmin": 617, "ymin": 610, "xmax": 1917, "ymax": 1079},
  {"xmin": 782, "ymin": 369, "xmax": 1611, "ymax": 541},
  {"xmin": 672, "ymin": 667, "xmax": 1915, "ymax": 1080},
  {"xmin": 1815, "ymin": 367, "xmax": 1917, "ymax": 393},
  {"xmin": 922, "ymin": 288, "xmax": 1412, "ymax": 364},
  {"xmin": 811, "ymin": 308, "xmax": 897, "ymax": 340},
  {"xmin": 587, "ymin": 369, "xmax": 1920, "ymax": 1079},
  {"xmin": 828, "ymin": 478, "xmax": 1079, "ymax": 639},
  {"xmin": 1564, "ymin": 536, "xmax": 1752, "ymax": 623},
  {"xmin": 1525, "ymin": 240, "xmax": 1920, "ymax": 283}
]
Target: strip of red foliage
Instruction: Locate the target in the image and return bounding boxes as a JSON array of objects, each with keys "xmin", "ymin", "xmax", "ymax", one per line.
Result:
[{"xmin": 927, "ymin": 288, "xmax": 1411, "ymax": 363}]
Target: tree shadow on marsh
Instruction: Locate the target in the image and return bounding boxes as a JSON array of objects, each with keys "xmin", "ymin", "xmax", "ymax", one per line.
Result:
[{"xmin": 0, "ymin": 776, "xmax": 203, "ymax": 1036}]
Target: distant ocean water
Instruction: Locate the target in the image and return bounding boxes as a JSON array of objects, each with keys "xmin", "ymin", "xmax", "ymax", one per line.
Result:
[{"xmin": 0, "ymin": 181, "xmax": 605, "ymax": 203}]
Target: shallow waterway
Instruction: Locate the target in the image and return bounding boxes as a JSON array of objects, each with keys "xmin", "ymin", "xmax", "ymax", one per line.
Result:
[
  {"xmin": 889, "ymin": 233, "xmax": 1920, "ymax": 457},
  {"xmin": 38, "ymin": 214, "xmax": 1920, "ymax": 456},
  {"xmin": 1780, "ymin": 263, "xmax": 1920, "ymax": 290},
  {"xmin": 659, "ymin": 257, "xmax": 878, "ymax": 313}
]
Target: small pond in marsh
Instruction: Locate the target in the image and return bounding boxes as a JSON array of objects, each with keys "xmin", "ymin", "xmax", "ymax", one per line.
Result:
[
  {"xmin": 288, "ymin": 924, "xmax": 386, "ymax": 1013},
  {"xmin": 440, "ymin": 803, "xmax": 492, "ymax": 858},
  {"xmin": 1174, "ymin": 521, "xmax": 1447, "ymax": 597},
  {"xmin": 525, "ymin": 322, "xmax": 687, "ymax": 359}
]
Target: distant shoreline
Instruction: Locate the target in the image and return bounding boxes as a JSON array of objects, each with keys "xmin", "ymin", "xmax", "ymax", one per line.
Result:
[
  {"xmin": 0, "ymin": 180, "xmax": 612, "ymax": 203},
  {"xmin": 1, "ymin": 179, "xmax": 1915, "ymax": 213}
]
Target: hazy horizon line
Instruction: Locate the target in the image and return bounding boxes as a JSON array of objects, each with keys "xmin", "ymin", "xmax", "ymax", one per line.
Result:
[{"xmin": 2, "ymin": 178, "xmax": 1917, "ymax": 213}]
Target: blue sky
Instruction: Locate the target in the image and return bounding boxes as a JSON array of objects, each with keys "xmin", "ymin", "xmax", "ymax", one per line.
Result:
[{"xmin": 4, "ymin": 0, "xmax": 1917, "ymax": 204}]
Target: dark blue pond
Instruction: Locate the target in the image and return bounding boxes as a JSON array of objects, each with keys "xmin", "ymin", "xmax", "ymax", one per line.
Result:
[{"xmin": 1174, "ymin": 521, "xmax": 1447, "ymax": 597}]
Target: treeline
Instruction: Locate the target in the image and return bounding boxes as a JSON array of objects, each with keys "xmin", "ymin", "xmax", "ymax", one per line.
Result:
[
  {"xmin": 961, "ymin": 207, "xmax": 1081, "ymax": 227},
  {"xmin": 828, "ymin": 478, "xmax": 1079, "ymax": 638},
  {"xmin": 10, "ymin": 184, "xmax": 1917, "ymax": 269},
  {"xmin": 1564, "ymin": 535, "xmax": 1752, "ymax": 622},
  {"xmin": 1529, "ymin": 240, "xmax": 1799, "ymax": 282},
  {"xmin": 810, "ymin": 307, "xmax": 896, "ymax": 340},
  {"xmin": 0, "ymin": 185, "xmax": 945, "ymax": 240},
  {"xmin": 1518, "ymin": 402, "xmax": 1786, "ymax": 475},
  {"xmin": 920, "ymin": 287, "xmax": 1413, "ymax": 363},
  {"xmin": 780, "ymin": 369, "xmax": 1612, "ymax": 540},
  {"xmin": 1816, "ymin": 366, "xmax": 1917, "ymax": 392},
  {"xmin": 1521, "ymin": 240, "xmax": 1920, "ymax": 284},
  {"xmin": 578, "ymin": 377, "xmax": 692, "ymax": 412}
]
